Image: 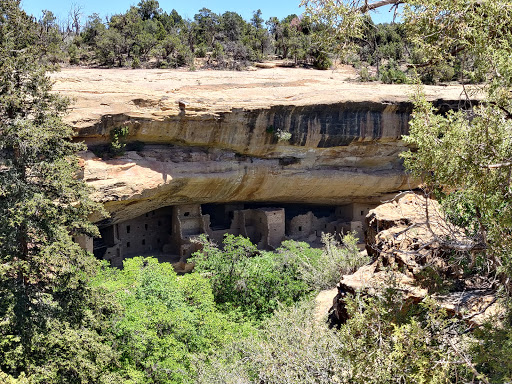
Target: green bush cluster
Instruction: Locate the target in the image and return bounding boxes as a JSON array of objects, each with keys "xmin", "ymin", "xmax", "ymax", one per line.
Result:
[
  {"xmin": 109, "ymin": 126, "xmax": 130, "ymax": 157},
  {"xmin": 380, "ymin": 65, "xmax": 408, "ymax": 84},
  {"xmin": 199, "ymin": 293, "xmax": 512, "ymax": 384},
  {"xmin": 91, "ymin": 257, "xmax": 252, "ymax": 384},
  {"xmin": 196, "ymin": 295, "xmax": 479, "ymax": 384},
  {"xmin": 191, "ymin": 233, "xmax": 366, "ymax": 320},
  {"xmin": 191, "ymin": 234, "xmax": 309, "ymax": 319},
  {"xmin": 58, "ymin": 2, "xmax": 326, "ymax": 69}
]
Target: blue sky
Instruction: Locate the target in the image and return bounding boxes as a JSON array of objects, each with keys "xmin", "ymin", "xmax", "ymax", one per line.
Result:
[{"xmin": 20, "ymin": 0, "xmax": 397, "ymax": 25}]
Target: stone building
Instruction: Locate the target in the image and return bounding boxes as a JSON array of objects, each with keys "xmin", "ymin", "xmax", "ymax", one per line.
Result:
[{"xmin": 91, "ymin": 201, "xmax": 378, "ymax": 267}]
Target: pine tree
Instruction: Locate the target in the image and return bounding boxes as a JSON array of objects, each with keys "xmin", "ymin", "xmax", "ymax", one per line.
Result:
[{"xmin": 0, "ymin": 1, "xmax": 117, "ymax": 381}]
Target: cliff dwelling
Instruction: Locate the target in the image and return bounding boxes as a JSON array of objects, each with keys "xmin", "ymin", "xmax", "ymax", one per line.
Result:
[
  {"xmin": 51, "ymin": 67, "xmax": 467, "ymax": 268},
  {"xmin": 92, "ymin": 202, "xmax": 377, "ymax": 267}
]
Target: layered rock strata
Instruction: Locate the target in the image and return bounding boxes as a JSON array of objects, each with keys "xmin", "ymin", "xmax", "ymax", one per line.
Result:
[{"xmin": 54, "ymin": 67, "xmax": 474, "ymax": 262}]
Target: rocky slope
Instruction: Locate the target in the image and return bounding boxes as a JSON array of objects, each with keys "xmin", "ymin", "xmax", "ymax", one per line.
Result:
[
  {"xmin": 330, "ymin": 193, "xmax": 500, "ymax": 326},
  {"xmin": 54, "ymin": 67, "xmax": 473, "ymax": 222}
]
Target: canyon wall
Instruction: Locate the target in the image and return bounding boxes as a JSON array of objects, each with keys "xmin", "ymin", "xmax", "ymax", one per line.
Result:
[
  {"xmin": 77, "ymin": 98, "xmax": 459, "ymax": 224},
  {"xmin": 52, "ymin": 67, "xmax": 470, "ymax": 258}
]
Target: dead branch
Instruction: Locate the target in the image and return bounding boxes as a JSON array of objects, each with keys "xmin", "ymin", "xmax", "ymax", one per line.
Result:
[
  {"xmin": 448, "ymin": 338, "xmax": 490, "ymax": 384},
  {"xmin": 481, "ymin": 162, "xmax": 512, "ymax": 169},
  {"xmin": 462, "ymin": 296, "xmax": 497, "ymax": 321},
  {"xmin": 359, "ymin": 0, "xmax": 403, "ymax": 13}
]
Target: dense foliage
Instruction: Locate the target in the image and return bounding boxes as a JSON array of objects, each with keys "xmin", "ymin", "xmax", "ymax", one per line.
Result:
[
  {"xmin": 0, "ymin": 1, "xmax": 117, "ymax": 382},
  {"xmin": 93, "ymin": 257, "xmax": 252, "ymax": 384},
  {"xmin": 196, "ymin": 295, "xmax": 476, "ymax": 384},
  {"xmin": 63, "ymin": 1, "xmax": 328, "ymax": 69},
  {"xmin": 399, "ymin": 1, "xmax": 512, "ymax": 285},
  {"xmin": 4, "ymin": 0, "xmax": 512, "ymax": 382},
  {"xmin": 191, "ymin": 233, "xmax": 364, "ymax": 319},
  {"xmin": 23, "ymin": 0, "xmax": 472, "ymax": 79}
]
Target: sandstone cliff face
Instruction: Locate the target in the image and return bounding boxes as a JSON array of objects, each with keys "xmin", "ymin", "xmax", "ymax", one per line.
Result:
[
  {"xmin": 79, "ymin": 102, "xmax": 412, "ymax": 155},
  {"xmin": 80, "ymin": 101, "xmax": 417, "ymax": 223},
  {"xmin": 83, "ymin": 144, "xmax": 410, "ymax": 223},
  {"xmin": 53, "ymin": 67, "xmax": 470, "ymax": 222}
]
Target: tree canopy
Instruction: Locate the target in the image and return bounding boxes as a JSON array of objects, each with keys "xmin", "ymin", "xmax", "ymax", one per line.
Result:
[
  {"xmin": 0, "ymin": 1, "xmax": 117, "ymax": 381},
  {"xmin": 303, "ymin": 0, "xmax": 512, "ymax": 285}
]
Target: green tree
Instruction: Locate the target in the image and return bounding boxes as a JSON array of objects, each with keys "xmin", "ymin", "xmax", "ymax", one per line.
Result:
[
  {"xmin": 248, "ymin": 9, "xmax": 272, "ymax": 59},
  {"xmin": 137, "ymin": 0, "xmax": 161, "ymax": 21},
  {"xmin": 157, "ymin": 9, "xmax": 183, "ymax": 33},
  {"xmin": 220, "ymin": 11, "xmax": 245, "ymax": 43},
  {"xmin": 94, "ymin": 257, "xmax": 250, "ymax": 384},
  {"xmin": 193, "ymin": 8, "xmax": 220, "ymax": 49},
  {"xmin": 36, "ymin": 10, "xmax": 66, "ymax": 63},
  {"xmin": 303, "ymin": 1, "xmax": 512, "ymax": 379},
  {"xmin": 191, "ymin": 233, "xmax": 365, "ymax": 319},
  {"xmin": 0, "ymin": 1, "xmax": 116, "ymax": 381},
  {"xmin": 192, "ymin": 234, "xmax": 309, "ymax": 319},
  {"xmin": 82, "ymin": 13, "xmax": 106, "ymax": 47},
  {"xmin": 95, "ymin": 27, "xmax": 125, "ymax": 66},
  {"xmin": 303, "ymin": 0, "xmax": 512, "ymax": 281}
]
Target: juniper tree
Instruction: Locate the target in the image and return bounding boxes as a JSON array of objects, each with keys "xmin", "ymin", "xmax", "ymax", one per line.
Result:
[
  {"xmin": 303, "ymin": 0, "xmax": 512, "ymax": 282},
  {"xmin": 0, "ymin": 1, "xmax": 117, "ymax": 381},
  {"xmin": 302, "ymin": 2, "xmax": 512, "ymax": 379}
]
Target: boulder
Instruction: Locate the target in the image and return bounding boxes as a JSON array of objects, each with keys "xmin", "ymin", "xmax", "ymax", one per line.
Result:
[{"xmin": 331, "ymin": 193, "xmax": 501, "ymax": 326}]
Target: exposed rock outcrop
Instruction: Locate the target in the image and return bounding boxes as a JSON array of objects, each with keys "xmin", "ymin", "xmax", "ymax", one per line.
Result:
[
  {"xmin": 331, "ymin": 193, "xmax": 501, "ymax": 326},
  {"xmin": 53, "ymin": 67, "xmax": 471, "ymax": 222},
  {"xmin": 83, "ymin": 146, "xmax": 410, "ymax": 223}
]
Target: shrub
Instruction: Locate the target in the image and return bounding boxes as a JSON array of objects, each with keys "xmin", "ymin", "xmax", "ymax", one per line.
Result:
[
  {"xmin": 68, "ymin": 43, "xmax": 80, "ymax": 65},
  {"xmin": 194, "ymin": 44, "xmax": 207, "ymax": 58},
  {"xmin": 380, "ymin": 65, "xmax": 408, "ymax": 84},
  {"xmin": 195, "ymin": 300, "xmax": 342, "ymax": 384},
  {"xmin": 279, "ymin": 233, "xmax": 366, "ymax": 290},
  {"xmin": 109, "ymin": 126, "xmax": 129, "ymax": 156},
  {"xmin": 191, "ymin": 235, "xmax": 310, "ymax": 319},
  {"xmin": 275, "ymin": 129, "xmax": 292, "ymax": 142},
  {"xmin": 359, "ymin": 66, "xmax": 373, "ymax": 82},
  {"xmin": 312, "ymin": 49, "xmax": 332, "ymax": 70},
  {"xmin": 93, "ymin": 257, "xmax": 250, "ymax": 384},
  {"xmin": 131, "ymin": 56, "xmax": 141, "ymax": 69},
  {"xmin": 197, "ymin": 294, "xmax": 476, "ymax": 384},
  {"xmin": 192, "ymin": 233, "xmax": 367, "ymax": 318},
  {"xmin": 470, "ymin": 305, "xmax": 512, "ymax": 382}
]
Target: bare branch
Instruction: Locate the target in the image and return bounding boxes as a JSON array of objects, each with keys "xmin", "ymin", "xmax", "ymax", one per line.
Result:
[
  {"xmin": 359, "ymin": 0, "xmax": 403, "ymax": 13},
  {"xmin": 462, "ymin": 296, "xmax": 497, "ymax": 321},
  {"xmin": 448, "ymin": 338, "xmax": 490, "ymax": 384},
  {"xmin": 481, "ymin": 162, "xmax": 512, "ymax": 169}
]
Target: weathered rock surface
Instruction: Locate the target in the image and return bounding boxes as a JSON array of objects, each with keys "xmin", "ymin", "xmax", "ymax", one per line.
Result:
[
  {"xmin": 365, "ymin": 192, "xmax": 473, "ymax": 278},
  {"xmin": 331, "ymin": 193, "xmax": 501, "ymax": 326},
  {"xmin": 83, "ymin": 145, "xmax": 411, "ymax": 223},
  {"xmin": 53, "ymin": 67, "xmax": 475, "ymax": 221}
]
